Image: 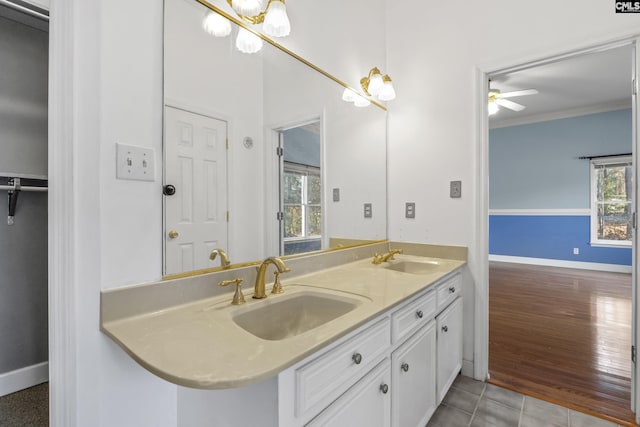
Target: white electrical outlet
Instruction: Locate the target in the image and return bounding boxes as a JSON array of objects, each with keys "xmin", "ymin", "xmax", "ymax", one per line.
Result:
[
  {"xmin": 116, "ymin": 143, "xmax": 155, "ymax": 182},
  {"xmin": 573, "ymin": 247, "xmax": 579, "ymax": 255}
]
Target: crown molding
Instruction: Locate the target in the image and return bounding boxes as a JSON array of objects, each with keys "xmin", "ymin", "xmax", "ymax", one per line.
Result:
[{"xmin": 489, "ymin": 99, "xmax": 631, "ymax": 129}]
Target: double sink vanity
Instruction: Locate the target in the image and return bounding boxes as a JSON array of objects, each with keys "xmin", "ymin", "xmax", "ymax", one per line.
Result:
[{"xmin": 101, "ymin": 241, "xmax": 466, "ymax": 426}]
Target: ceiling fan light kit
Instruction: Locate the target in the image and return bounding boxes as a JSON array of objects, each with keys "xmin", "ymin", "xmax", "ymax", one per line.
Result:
[{"xmin": 488, "ymin": 81, "xmax": 538, "ymax": 116}]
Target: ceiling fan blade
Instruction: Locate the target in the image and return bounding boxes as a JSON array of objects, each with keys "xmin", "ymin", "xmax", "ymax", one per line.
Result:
[
  {"xmin": 495, "ymin": 98, "xmax": 526, "ymax": 112},
  {"xmin": 499, "ymin": 89, "xmax": 538, "ymax": 98}
]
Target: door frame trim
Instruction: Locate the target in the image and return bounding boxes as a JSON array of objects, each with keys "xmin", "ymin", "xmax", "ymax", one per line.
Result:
[{"xmin": 475, "ymin": 35, "xmax": 640, "ymax": 421}]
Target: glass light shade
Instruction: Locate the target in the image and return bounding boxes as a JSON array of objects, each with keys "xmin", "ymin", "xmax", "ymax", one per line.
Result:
[
  {"xmin": 236, "ymin": 28, "xmax": 263, "ymax": 54},
  {"xmin": 378, "ymin": 80, "xmax": 396, "ymax": 101},
  {"xmin": 354, "ymin": 95, "xmax": 371, "ymax": 108},
  {"xmin": 231, "ymin": 0, "xmax": 263, "ymax": 17},
  {"xmin": 202, "ymin": 12, "xmax": 232, "ymax": 37},
  {"xmin": 367, "ymin": 72, "xmax": 384, "ymax": 97},
  {"xmin": 488, "ymin": 102, "xmax": 499, "ymax": 115},
  {"xmin": 342, "ymin": 88, "xmax": 357, "ymax": 102},
  {"xmin": 263, "ymin": 0, "xmax": 290, "ymax": 37}
]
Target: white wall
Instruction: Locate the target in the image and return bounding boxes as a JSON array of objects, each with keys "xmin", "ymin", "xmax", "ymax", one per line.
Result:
[{"xmin": 385, "ymin": 0, "xmax": 640, "ymax": 376}]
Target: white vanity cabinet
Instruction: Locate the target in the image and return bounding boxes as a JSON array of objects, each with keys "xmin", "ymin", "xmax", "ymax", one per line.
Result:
[
  {"xmin": 278, "ymin": 270, "xmax": 463, "ymax": 427},
  {"xmin": 306, "ymin": 359, "xmax": 391, "ymax": 427},
  {"xmin": 391, "ymin": 321, "xmax": 437, "ymax": 427},
  {"xmin": 436, "ymin": 296, "xmax": 463, "ymax": 403}
]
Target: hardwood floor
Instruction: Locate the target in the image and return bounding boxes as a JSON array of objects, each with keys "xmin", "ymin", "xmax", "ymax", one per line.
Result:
[{"xmin": 489, "ymin": 262, "xmax": 636, "ymax": 426}]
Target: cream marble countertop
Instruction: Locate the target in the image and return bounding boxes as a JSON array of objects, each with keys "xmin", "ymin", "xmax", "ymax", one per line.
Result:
[{"xmin": 101, "ymin": 254, "xmax": 465, "ymax": 389}]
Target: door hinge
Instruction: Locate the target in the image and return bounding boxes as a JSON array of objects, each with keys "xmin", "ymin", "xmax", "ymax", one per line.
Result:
[
  {"xmin": 633, "ymin": 211, "xmax": 637, "ymax": 229},
  {"xmin": 632, "ymin": 345, "xmax": 637, "ymax": 364},
  {"xmin": 634, "ymin": 78, "xmax": 638, "ymax": 96},
  {"xmin": 276, "ymin": 211, "xmax": 284, "ymax": 221},
  {"xmin": 226, "ymin": 211, "xmax": 230, "ymax": 222},
  {"xmin": 226, "ymin": 138, "xmax": 229, "ymax": 150},
  {"xmin": 276, "ymin": 147, "xmax": 284, "ymax": 157}
]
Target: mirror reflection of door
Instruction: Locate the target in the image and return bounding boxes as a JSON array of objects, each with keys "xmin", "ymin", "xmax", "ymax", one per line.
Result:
[
  {"xmin": 164, "ymin": 106, "xmax": 229, "ymax": 275},
  {"xmin": 278, "ymin": 121, "xmax": 322, "ymax": 256}
]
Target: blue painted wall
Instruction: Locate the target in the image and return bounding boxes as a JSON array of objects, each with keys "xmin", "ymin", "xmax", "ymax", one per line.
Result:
[
  {"xmin": 489, "ymin": 215, "xmax": 631, "ymax": 265},
  {"xmin": 489, "ymin": 109, "xmax": 632, "ymax": 266},
  {"xmin": 490, "ymin": 109, "xmax": 632, "ymax": 209}
]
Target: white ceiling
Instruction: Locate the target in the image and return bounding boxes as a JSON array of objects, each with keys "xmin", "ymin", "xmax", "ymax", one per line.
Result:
[{"xmin": 489, "ymin": 44, "xmax": 633, "ymax": 128}]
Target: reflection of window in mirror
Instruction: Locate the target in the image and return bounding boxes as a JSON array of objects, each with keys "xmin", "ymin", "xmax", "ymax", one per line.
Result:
[{"xmin": 279, "ymin": 121, "xmax": 321, "ymax": 255}]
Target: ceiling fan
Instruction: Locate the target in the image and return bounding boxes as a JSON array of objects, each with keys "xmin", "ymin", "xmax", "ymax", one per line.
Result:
[{"xmin": 488, "ymin": 82, "xmax": 538, "ymax": 115}]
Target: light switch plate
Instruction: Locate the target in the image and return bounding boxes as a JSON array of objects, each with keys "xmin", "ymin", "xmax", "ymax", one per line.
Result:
[
  {"xmin": 364, "ymin": 203, "xmax": 372, "ymax": 218},
  {"xmin": 405, "ymin": 202, "xmax": 416, "ymax": 218},
  {"xmin": 116, "ymin": 143, "xmax": 155, "ymax": 182},
  {"xmin": 333, "ymin": 188, "xmax": 340, "ymax": 202},
  {"xmin": 450, "ymin": 180, "xmax": 461, "ymax": 198}
]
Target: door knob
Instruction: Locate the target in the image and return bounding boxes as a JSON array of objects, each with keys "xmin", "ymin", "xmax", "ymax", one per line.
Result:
[
  {"xmin": 168, "ymin": 230, "xmax": 179, "ymax": 239},
  {"xmin": 163, "ymin": 184, "xmax": 176, "ymax": 196}
]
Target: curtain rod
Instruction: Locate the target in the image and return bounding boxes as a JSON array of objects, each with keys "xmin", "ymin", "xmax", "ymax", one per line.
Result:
[{"xmin": 578, "ymin": 153, "xmax": 631, "ymax": 160}]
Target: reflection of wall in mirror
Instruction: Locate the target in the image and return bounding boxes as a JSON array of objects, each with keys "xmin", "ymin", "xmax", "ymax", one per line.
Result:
[
  {"xmin": 262, "ymin": 46, "xmax": 387, "ymax": 244},
  {"xmin": 165, "ymin": 0, "xmax": 265, "ymax": 264}
]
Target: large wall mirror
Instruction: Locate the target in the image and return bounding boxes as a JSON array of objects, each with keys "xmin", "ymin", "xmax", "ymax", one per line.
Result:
[{"xmin": 163, "ymin": 0, "xmax": 388, "ymax": 276}]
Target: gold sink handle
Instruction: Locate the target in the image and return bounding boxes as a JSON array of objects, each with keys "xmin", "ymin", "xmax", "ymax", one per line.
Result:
[
  {"xmin": 271, "ymin": 271, "xmax": 284, "ymax": 294},
  {"xmin": 219, "ymin": 278, "xmax": 245, "ymax": 305}
]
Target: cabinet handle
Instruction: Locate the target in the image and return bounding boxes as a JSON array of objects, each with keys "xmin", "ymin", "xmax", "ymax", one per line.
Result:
[
  {"xmin": 379, "ymin": 383, "xmax": 389, "ymax": 394},
  {"xmin": 352, "ymin": 353, "xmax": 363, "ymax": 365},
  {"xmin": 401, "ymin": 362, "xmax": 409, "ymax": 372},
  {"xmin": 416, "ymin": 310, "xmax": 424, "ymax": 319},
  {"xmin": 448, "ymin": 286, "xmax": 456, "ymax": 293},
  {"xmin": 442, "ymin": 325, "xmax": 449, "ymax": 333}
]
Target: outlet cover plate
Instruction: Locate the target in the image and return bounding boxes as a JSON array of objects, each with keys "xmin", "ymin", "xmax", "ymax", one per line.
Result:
[
  {"xmin": 364, "ymin": 203, "xmax": 372, "ymax": 218},
  {"xmin": 450, "ymin": 180, "xmax": 462, "ymax": 198},
  {"xmin": 333, "ymin": 188, "xmax": 340, "ymax": 202},
  {"xmin": 406, "ymin": 202, "xmax": 416, "ymax": 218},
  {"xmin": 116, "ymin": 143, "xmax": 155, "ymax": 182}
]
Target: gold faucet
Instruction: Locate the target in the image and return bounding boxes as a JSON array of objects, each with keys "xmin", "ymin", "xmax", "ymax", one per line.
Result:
[
  {"xmin": 253, "ymin": 257, "xmax": 290, "ymax": 299},
  {"xmin": 209, "ymin": 248, "xmax": 231, "ymax": 267},
  {"xmin": 372, "ymin": 249, "xmax": 404, "ymax": 264}
]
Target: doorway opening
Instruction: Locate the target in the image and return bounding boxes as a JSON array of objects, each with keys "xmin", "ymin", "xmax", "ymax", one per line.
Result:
[
  {"xmin": 276, "ymin": 120, "xmax": 322, "ymax": 256},
  {"xmin": 486, "ymin": 43, "xmax": 636, "ymax": 424},
  {"xmin": 0, "ymin": 1, "xmax": 50, "ymax": 426}
]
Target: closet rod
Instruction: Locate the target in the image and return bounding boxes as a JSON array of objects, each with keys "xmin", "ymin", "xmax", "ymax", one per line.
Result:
[
  {"xmin": 0, "ymin": 184, "xmax": 47, "ymax": 192},
  {"xmin": 0, "ymin": 0, "xmax": 49, "ymax": 21}
]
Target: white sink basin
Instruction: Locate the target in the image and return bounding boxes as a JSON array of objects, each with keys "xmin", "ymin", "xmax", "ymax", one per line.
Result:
[
  {"xmin": 385, "ymin": 260, "xmax": 440, "ymax": 274},
  {"xmin": 232, "ymin": 289, "xmax": 364, "ymax": 341}
]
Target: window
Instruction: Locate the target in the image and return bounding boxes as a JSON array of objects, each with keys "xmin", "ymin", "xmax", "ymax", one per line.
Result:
[
  {"xmin": 590, "ymin": 156, "xmax": 632, "ymax": 246},
  {"xmin": 283, "ymin": 164, "xmax": 321, "ymax": 241}
]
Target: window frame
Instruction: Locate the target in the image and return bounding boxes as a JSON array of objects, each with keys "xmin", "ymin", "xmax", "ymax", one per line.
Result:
[
  {"xmin": 589, "ymin": 155, "xmax": 633, "ymax": 247},
  {"xmin": 282, "ymin": 162, "xmax": 322, "ymax": 242}
]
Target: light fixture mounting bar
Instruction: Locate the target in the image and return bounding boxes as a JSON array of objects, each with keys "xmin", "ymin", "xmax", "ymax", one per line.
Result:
[{"xmin": 192, "ymin": 0, "xmax": 387, "ymax": 111}]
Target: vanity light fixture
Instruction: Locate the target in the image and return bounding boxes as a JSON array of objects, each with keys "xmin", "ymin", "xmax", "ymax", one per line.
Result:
[
  {"xmin": 202, "ymin": 0, "xmax": 291, "ymax": 54},
  {"xmin": 361, "ymin": 67, "xmax": 396, "ymax": 101},
  {"xmin": 342, "ymin": 67, "xmax": 396, "ymax": 107}
]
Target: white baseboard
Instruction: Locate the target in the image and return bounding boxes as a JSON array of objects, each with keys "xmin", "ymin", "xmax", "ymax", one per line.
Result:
[
  {"xmin": 461, "ymin": 359, "xmax": 474, "ymax": 378},
  {"xmin": 489, "ymin": 254, "xmax": 632, "ymax": 274},
  {"xmin": 0, "ymin": 362, "xmax": 48, "ymax": 397}
]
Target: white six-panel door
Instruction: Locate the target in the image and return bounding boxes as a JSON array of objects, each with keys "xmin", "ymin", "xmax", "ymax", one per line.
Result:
[{"xmin": 164, "ymin": 106, "xmax": 228, "ymax": 275}]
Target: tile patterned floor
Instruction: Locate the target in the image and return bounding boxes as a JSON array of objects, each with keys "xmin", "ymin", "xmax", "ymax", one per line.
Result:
[{"xmin": 428, "ymin": 376, "xmax": 625, "ymax": 427}]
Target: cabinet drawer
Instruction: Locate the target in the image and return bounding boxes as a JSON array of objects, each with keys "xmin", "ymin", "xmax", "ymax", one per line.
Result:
[
  {"xmin": 391, "ymin": 290, "xmax": 435, "ymax": 343},
  {"xmin": 295, "ymin": 317, "xmax": 391, "ymax": 417},
  {"xmin": 436, "ymin": 273, "xmax": 461, "ymax": 313}
]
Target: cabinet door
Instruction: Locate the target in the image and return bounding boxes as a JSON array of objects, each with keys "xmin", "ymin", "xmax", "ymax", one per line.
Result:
[
  {"xmin": 436, "ymin": 297, "xmax": 463, "ymax": 403},
  {"xmin": 306, "ymin": 359, "xmax": 391, "ymax": 427},
  {"xmin": 391, "ymin": 322, "xmax": 436, "ymax": 427}
]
